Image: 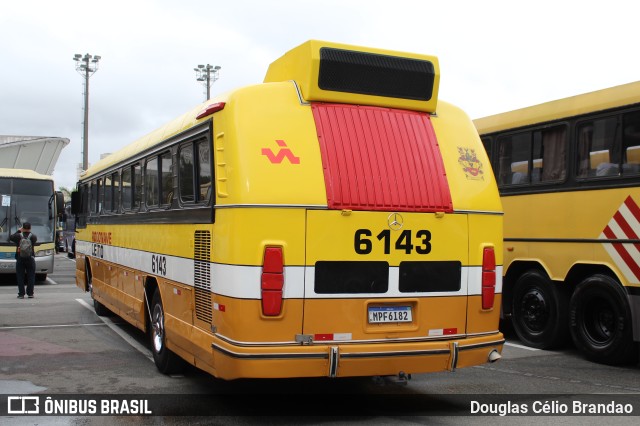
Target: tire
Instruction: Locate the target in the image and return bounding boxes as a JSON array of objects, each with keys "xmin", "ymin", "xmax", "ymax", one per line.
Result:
[
  {"xmin": 88, "ymin": 268, "xmax": 110, "ymax": 317},
  {"xmin": 150, "ymin": 289, "xmax": 185, "ymax": 375},
  {"xmin": 569, "ymin": 274, "xmax": 638, "ymax": 365},
  {"xmin": 511, "ymin": 270, "xmax": 569, "ymax": 349}
]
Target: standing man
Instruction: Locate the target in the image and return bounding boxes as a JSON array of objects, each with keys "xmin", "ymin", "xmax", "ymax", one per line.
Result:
[{"xmin": 10, "ymin": 222, "xmax": 37, "ymax": 299}]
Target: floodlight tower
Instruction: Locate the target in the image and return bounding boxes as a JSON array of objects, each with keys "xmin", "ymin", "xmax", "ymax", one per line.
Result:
[
  {"xmin": 194, "ymin": 64, "xmax": 221, "ymax": 101},
  {"xmin": 73, "ymin": 53, "xmax": 101, "ymax": 171}
]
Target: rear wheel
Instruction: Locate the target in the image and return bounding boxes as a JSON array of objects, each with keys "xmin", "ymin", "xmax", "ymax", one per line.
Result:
[
  {"xmin": 511, "ymin": 270, "xmax": 568, "ymax": 349},
  {"xmin": 150, "ymin": 289, "xmax": 185, "ymax": 374},
  {"xmin": 569, "ymin": 274, "xmax": 638, "ymax": 365}
]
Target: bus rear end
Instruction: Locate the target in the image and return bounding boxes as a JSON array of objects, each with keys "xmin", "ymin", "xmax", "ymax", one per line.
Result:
[{"xmin": 203, "ymin": 41, "xmax": 504, "ymax": 379}]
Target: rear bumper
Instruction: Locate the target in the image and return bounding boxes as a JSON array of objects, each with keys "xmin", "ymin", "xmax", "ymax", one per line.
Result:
[{"xmin": 208, "ymin": 332, "xmax": 504, "ymax": 380}]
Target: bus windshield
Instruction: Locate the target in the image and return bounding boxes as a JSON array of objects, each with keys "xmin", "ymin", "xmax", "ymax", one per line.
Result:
[{"xmin": 0, "ymin": 179, "xmax": 55, "ymax": 243}]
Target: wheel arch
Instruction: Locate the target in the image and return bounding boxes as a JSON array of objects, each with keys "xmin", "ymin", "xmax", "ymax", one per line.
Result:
[
  {"xmin": 83, "ymin": 258, "xmax": 92, "ymax": 292},
  {"xmin": 504, "ymin": 260, "xmax": 623, "ymax": 315},
  {"xmin": 503, "ymin": 260, "xmax": 551, "ymax": 316},
  {"xmin": 565, "ymin": 263, "xmax": 620, "ymax": 289},
  {"xmin": 143, "ymin": 276, "xmax": 159, "ymax": 334}
]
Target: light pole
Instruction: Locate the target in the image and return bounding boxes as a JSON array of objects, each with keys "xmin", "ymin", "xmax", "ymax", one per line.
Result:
[
  {"xmin": 73, "ymin": 53, "xmax": 101, "ymax": 171},
  {"xmin": 194, "ymin": 64, "xmax": 221, "ymax": 101}
]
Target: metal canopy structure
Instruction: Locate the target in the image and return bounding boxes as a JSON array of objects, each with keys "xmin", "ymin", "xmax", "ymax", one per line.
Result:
[{"xmin": 0, "ymin": 135, "xmax": 69, "ymax": 175}]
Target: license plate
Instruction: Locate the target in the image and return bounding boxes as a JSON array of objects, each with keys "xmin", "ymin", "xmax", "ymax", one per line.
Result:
[{"xmin": 368, "ymin": 306, "xmax": 412, "ymax": 324}]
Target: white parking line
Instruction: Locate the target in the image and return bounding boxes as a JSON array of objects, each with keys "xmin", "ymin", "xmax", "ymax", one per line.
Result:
[
  {"xmin": 76, "ymin": 298, "xmax": 154, "ymax": 363},
  {"xmin": 504, "ymin": 341, "xmax": 540, "ymax": 351},
  {"xmin": 0, "ymin": 323, "xmax": 111, "ymax": 330}
]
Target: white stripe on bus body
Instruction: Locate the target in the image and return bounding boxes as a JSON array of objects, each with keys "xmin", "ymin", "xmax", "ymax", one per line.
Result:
[{"xmin": 76, "ymin": 241, "xmax": 502, "ymax": 300}]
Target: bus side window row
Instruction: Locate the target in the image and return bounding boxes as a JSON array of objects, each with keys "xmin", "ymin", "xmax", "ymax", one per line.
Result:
[
  {"xmin": 487, "ymin": 109, "xmax": 640, "ymax": 188},
  {"xmin": 80, "ymin": 137, "xmax": 212, "ymax": 217}
]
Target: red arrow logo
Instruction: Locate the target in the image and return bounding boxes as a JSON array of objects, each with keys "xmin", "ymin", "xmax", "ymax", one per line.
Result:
[{"xmin": 261, "ymin": 140, "xmax": 300, "ymax": 164}]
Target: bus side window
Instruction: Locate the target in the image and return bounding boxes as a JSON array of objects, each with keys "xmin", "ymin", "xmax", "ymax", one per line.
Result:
[
  {"xmin": 179, "ymin": 143, "xmax": 195, "ymax": 203},
  {"xmin": 146, "ymin": 157, "xmax": 160, "ymax": 207},
  {"xmin": 112, "ymin": 171, "xmax": 120, "ymax": 213},
  {"xmin": 160, "ymin": 151, "xmax": 172, "ymax": 205},
  {"xmin": 197, "ymin": 140, "xmax": 212, "ymax": 203},
  {"xmin": 104, "ymin": 174, "xmax": 112, "ymax": 213},
  {"xmin": 90, "ymin": 180, "xmax": 100, "ymax": 214},
  {"xmin": 133, "ymin": 164, "xmax": 142, "ymax": 209},
  {"xmin": 532, "ymin": 125, "xmax": 567, "ymax": 183},
  {"xmin": 623, "ymin": 110, "xmax": 640, "ymax": 175},
  {"xmin": 122, "ymin": 167, "xmax": 132, "ymax": 210},
  {"xmin": 497, "ymin": 132, "xmax": 530, "ymax": 186},
  {"xmin": 179, "ymin": 139, "xmax": 212, "ymax": 204},
  {"xmin": 577, "ymin": 117, "xmax": 620, "ymax": 178}
]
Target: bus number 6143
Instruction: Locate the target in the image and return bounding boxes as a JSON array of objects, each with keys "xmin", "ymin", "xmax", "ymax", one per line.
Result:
[
  {"xmin": 354, "ymin": 229, "xmax": 432, "ymax": 255},
  {"xmin": 152, "ymin": 254, "xmax": 167, "ymax": 276}
]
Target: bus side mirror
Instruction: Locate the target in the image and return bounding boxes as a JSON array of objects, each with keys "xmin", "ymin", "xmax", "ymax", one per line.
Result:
[
  {"xmin": 55, "ymin": 191, "xmax": 65, "ymax": 216},
  {"xmin": 71, "ymin": 191, "xmax": 81, "ymax": 215}
]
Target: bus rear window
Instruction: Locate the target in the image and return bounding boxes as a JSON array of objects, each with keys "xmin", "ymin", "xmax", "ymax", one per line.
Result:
[
  {"xmin": 315, "ymin": 261, "xmax": 388, "ymax": 294},
  {"xmin": 399, "ymin": 261, "xmax": 461, "ymax": 293}
]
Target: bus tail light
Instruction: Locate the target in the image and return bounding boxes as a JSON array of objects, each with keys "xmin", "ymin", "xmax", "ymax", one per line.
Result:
[
  {"xmin": 261, "ymin": 247, "xmax": 284, "ymax": 316},
  {"xmin": 196, "ymin": 102, "xmax": 226, "ymax": 119},
  {"xmin": 481, "ymin": 247, "xmax": 496, "ymax": 310}
]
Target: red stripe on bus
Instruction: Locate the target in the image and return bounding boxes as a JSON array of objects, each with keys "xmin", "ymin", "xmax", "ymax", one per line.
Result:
[
  {"xmin": 624, "ymin": 196, "xmax": 640, "ymax": 223},
  {"xmin": 613, "ymin": 211, "xmax": 640, "ymax": 253},
  {"xmin": 603, "ymin": 226, "xmax": 640, "ymax": 281}
]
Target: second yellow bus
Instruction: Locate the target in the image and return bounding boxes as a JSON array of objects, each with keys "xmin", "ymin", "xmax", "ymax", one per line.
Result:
[{"xmin": 475, "ymin": 81, "xmax": 640, "ymax": 365}]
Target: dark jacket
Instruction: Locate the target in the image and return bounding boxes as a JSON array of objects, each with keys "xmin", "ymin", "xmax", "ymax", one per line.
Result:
[{"xmin": 10, "ymin": 230, "xmax": 37, "ymax": 258}]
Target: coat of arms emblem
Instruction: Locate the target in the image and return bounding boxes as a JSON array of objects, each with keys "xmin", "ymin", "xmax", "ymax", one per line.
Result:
[{"xmin": 457, "ymin": 147, "xmax": 484, "ymax": 180}]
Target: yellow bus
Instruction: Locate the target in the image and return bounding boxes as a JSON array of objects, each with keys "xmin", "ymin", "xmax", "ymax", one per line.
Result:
[
  {"xmin": 475, "ymin": 81, "xmax": 640, "ymax": 365},
  {"xmin": 0, "ymin": 168, "xmax": 64, "ymax": 280},
  {"xmin": 70, "ymin": 40, "xmax": 504, "ymax": 380}
]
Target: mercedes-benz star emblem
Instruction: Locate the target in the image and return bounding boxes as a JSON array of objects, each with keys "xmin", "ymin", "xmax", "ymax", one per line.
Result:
[{"xmin": 387, "ymin": 213, "xmax": 404, "ymax": 231}]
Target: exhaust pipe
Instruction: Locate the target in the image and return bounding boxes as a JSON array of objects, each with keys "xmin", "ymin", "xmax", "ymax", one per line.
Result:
[{"xmin": 488, "ymin": 349, "xmax": 502, "ymax": 363}]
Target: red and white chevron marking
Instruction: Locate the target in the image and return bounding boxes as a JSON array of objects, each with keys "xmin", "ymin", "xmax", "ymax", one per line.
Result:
[{"xmin": 600, "ymin": 196, "xmax": 640, "ymax": 284}]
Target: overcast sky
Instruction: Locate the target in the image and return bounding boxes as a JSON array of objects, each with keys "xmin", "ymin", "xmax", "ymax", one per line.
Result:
[{"xmin": 2, "ymin": 0, "xmax": 639, "ymax": 190}]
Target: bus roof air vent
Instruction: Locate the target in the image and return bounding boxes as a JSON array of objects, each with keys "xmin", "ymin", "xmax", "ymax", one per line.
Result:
[{"xmin": 264, "ymin": 40, "xmax": 440, "ymax": 113}]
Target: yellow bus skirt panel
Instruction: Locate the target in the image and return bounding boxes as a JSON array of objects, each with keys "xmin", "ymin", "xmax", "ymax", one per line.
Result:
[
  {"xmin": 205, "ymin": 332, "xmax": 504, "ymax": 380},
  {"xmin": 466, "ymin": 294, "xmax": 503, "ymax": 335},
  {"xmin": 300, "ymin": 297, "xmax": 468, "ymax": 341}
]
